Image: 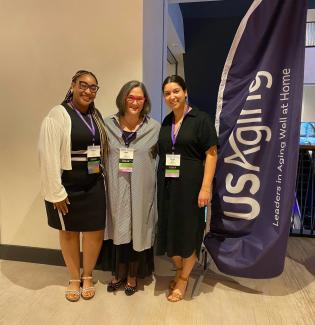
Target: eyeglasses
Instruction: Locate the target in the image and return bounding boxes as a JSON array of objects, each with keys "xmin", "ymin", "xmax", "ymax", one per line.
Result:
[
  {"xmin": 126, "ymin": 95, "xmax": 145, "ymax": 103},
  {"xmin": 78, "ymin": 81, "xmax": 99, "ymax": 93}
]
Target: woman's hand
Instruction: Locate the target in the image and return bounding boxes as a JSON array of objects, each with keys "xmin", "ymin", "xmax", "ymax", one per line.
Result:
[
  {"xmin": 198, "ymin": 145, "xmax": 217, "ymax": 209},
  {"xmin": 198, "ymin": 188, "xmax": 212, "ymax": 208},
  {"xmin": 53, "ymin": 197, "xmax": 70, "ymax": 215}
]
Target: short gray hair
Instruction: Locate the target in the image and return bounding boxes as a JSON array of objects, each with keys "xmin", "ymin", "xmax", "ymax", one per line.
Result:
[{"xmin": 116, "ymin": 80, "xmax": 151, "ymax": 117}]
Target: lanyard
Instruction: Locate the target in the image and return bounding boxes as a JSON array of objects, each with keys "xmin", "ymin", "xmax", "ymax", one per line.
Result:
[
  {"xmin": 171, "ymin": 106, "xmax": 190, "ymax": 151},
  {"xmin": 121, "ymin": 117, "xmax": 146, "ymax": 147},
  {"xmin": 71, "ymin": 103, "xmax": 96, "ymax": 142},
  {"xmin": 122, "ymin": 131, "xmax": 137, "ymax": 147}
]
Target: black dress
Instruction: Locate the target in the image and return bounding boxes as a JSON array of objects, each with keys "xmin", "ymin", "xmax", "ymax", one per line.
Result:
[
  {"xmin": 45, "ymin": 104, "xmax": 106, "ymax": 231},
  {"xmin": 156, "ymin": 107, "xmax": 218, "ymax": 258}
]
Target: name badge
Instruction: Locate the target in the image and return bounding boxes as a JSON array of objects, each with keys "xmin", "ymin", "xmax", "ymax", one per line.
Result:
[
  {"xmin": 165, "ymin": 154, "xmax": 180, "ymax": 178},
  {"xmin": 87, "ymin": 145, "xmax": 101, "ymax": 174},
  {"xmin": 119, "ymin": 148, "xmax": 134, "ymax": 173}
]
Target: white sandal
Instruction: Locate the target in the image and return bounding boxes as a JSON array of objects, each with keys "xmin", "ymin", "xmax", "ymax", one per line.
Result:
[
  {"xmin": 65, "ymin": 279, "xmax": 81, "ymax": 302},
  {"xmin": 81, "ymin": 276, "xmax": 96, "ymax": 300}
]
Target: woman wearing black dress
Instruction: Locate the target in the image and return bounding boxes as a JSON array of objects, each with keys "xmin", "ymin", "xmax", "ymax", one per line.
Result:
[
  {"xmin": 39, "ymin": 70, "xmax": 107, "ymax": 302},
  {"xmin": 156, "ymin": 75, "xmax": 217, "ymax": 302}
]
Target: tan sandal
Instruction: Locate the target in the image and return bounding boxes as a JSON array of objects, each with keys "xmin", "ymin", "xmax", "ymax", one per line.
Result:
[
  {"xmin": 167, "ymin": 276, "xmax": 188, "ymax": 302},
  {"xmin": 65, "ymin": 279, "xmax": 81, "ymax": 302},
  {"xmin": 81, "ymin": 276, "xmax": 96, "ymax": 300},
  {"xmin": 169, "ymin": 267, "xmax": 183, "ymax": 291}
]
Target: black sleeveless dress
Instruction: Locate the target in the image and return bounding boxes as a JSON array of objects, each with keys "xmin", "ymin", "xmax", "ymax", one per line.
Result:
[{"xmin": 45, "ymin": 104, "xmax": 106, "ymax": 231}]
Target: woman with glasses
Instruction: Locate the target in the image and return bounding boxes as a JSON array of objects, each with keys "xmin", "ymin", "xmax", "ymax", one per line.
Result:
[
  {"xmin": 39, "ymin": 70, "xmax": 108, "ymax": 302},
  {"xmin": 99, "ymin": 80, "xmax": 160, "ymax": 296},
  {"xmin": 156, "ymin": 75, "xmax": 217, "ymax": 302}
]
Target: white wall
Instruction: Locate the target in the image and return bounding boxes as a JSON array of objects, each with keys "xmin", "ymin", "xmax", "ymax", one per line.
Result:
[
  {"xmin": 167, "ymin": 54, "xmax": 185, "ymax": 79},
  {"xmin": 301, "ymin": 9, "xmax": 315, "ymax": 122},
  {"xmin": 0, "ymin": 0, "xmax": 144, "ymax": 249},
  {"xmin": 176, "ymin": 54, "xmax": 185, "ymax": 79},
  {"xmin": 165, "ymin": 2, "xmax": 186, "ymax": 117},
  {"xmin": 302, "ymin": 85, "xmax": 315, "ymax": 121},
  {"xmin": 168, "ymin": 4, "xmax": 185, "ymax": 50},
  {"xmin": 143, "ymin": 0, "xmax": 167, "ymax": 122},
  {"xmin": 307, "ymin": 8, "xmax": 315, "ymax": 21}
]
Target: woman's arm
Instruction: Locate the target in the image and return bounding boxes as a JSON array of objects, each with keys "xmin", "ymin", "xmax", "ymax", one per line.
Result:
[
  {"xmin": 198, "ymin": 145, "xmax": 217, "ymax": 208},
  {"xmin": 39, "ymin": 116, "xmax": 68, "ymax": 206}
]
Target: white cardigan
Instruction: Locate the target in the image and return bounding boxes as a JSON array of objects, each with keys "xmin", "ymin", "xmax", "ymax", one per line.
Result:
[{"xmin": 38, "ymin": 105, "xmax": 72, "ymax": 203}]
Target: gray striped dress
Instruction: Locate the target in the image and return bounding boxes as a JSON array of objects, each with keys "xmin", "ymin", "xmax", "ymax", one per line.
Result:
[{"xmin": 103, "ymin": 114, "xmax": 160, "ymax": 251}]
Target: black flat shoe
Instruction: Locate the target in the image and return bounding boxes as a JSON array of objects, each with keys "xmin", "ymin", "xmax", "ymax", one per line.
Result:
[
  {"xmin": 107, "ymin": 279, "xmax": 125, "ymax": 292},
  {"xmin": 124, "ymin": 282, "xmax": 137, "ymax": 296}
]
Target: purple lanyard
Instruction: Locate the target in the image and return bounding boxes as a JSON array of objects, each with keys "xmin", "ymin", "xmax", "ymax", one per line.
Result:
[
  {"xmin": 171, "ymin": 106, "xmax": 190, "ymax": 151},
  {"xmin": 72, "ymin": 105, "xmax": 96, "ymax": 141},
  {"xmin": 121, "ymin": 117, "xmax": 146, "ymax": 147},
  {"xmin": 123, "ymin": 132, "xmax": 136, "ymax": 145}
]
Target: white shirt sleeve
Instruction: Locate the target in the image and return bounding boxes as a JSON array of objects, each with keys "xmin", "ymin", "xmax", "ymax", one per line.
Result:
[{"xmin": 38, "ymin": 116, "xmax": 68, "ymax": 203}]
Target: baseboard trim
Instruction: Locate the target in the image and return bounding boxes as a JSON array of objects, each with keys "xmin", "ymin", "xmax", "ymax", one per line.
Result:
[
  {"xmin": 0, "ymin": 244, "xmax": 65, "ymax": 266},
  {"xmin": 0, "ymin": 244, "xmax": 104, "ymax": 269}
]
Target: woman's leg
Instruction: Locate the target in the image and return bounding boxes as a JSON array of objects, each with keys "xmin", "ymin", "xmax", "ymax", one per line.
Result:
[
  {"xmin": 170, "ymin": 256, "xmax": 183, "ymax": 289},
  {"xmin": 59, "ymin": 230, "xmax": 81, "ymax": 299},
  {"xmin": 112, "ymin": 263, "xmax": 127, "ymax": 282},
  {"xmin": 127, "ymin": 261, "xmax": 138, "ymax": 287},
  {"xmin": 81, "ymin": 230, "xmax": 104, "ymax": 297},
  {"xmin": 168, "ymin": 252, "xmax": 197, "ymax": 301},
  {"xmin": 181, "ymin": 252, "xmax": 197, "ymax": 278},
  {"xmin": 108, "ymin": 244, "xmax": 127, "ymax": 291}
]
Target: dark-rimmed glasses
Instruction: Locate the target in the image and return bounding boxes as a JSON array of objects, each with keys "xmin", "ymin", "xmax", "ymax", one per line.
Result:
[{"xmin": 78, "ymin": 81, "xmax": 99, "ymax": 93}]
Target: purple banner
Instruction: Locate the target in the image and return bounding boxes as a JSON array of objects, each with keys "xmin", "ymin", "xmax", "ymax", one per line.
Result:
[{"xmin": 204, "ymin": 0, "xmax": 307, "ymax": 278}]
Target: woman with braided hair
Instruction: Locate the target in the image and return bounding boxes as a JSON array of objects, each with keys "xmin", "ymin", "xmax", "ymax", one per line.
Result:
[{"xmin": 39, "ymin": 70, "xmax": 108, "ymax": 302}]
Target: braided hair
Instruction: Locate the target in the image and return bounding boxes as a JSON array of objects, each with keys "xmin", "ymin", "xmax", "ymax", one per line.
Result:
[
  {"xmin": 63, "ymin": 70, "xmax": 98, "ymax": 106},
  {"xmin": 63, "ymin": 70, "xmax": 108, "ymax": 162}
]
